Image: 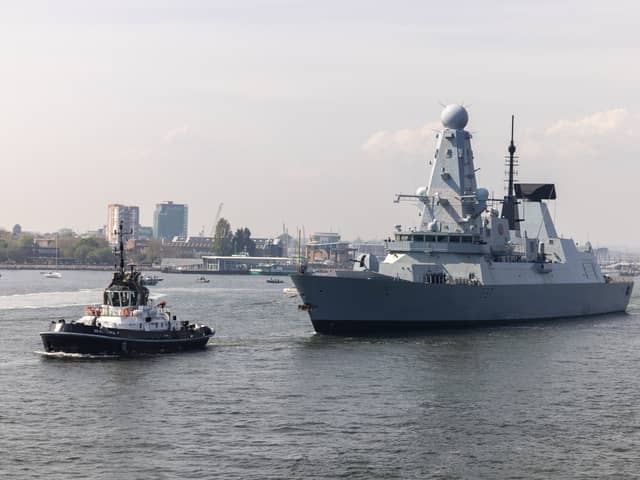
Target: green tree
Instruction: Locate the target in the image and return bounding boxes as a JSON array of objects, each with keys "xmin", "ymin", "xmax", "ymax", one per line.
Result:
[
  {"xmin": 86, "ymin": 247, "xmax": 114, "ymax": 265},
  {"xmin": 233, "ymin": 228, "xmax": 256, "ymax": 256},
  {"xmin": 58, "ymin": 236, "xmax": 76, "ymax": 259},
  {"xmin": 6, "ymin": 235, "xmax": 33, "ymax": 263},
  {"xmin": 212, "ymin": 218, "xmax": 233, "ymax": 256},
  {"xmin": 144, "ymin": 239, "xmax": 163, "ymax": 264},
  {"xmin": 70, "ymin": 237, "xmax": 110, "ymax": 264},
  {"xmin": 73, "ymin": 244, "xmax": 93, "ymax": 263}
]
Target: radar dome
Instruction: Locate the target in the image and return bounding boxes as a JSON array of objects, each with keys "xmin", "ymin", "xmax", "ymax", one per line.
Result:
[
  {"xmin": 476, "ymin": 187, "xmax": 489, "ymax": 202},
  {"xmin": 441, "ymin": 104, "xmax": 469, "ymax": 130},
  {"xmin": 416, "ymin": 186, "xmax": 427, "ymax": 197}
]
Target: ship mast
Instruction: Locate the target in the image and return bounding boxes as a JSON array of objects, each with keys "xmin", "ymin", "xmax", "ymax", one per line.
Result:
[
  {"xmin": 114, "ymin": 221, "xmax": 127, "ymax": 274},
  {"xmin": 501, "ymin": 115, "xmax": 519, "ymax": 230}
]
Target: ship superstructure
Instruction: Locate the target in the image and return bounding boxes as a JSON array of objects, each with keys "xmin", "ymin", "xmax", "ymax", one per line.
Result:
[{"xmin": 292, "ymin": 105, "xmax": 633, "ymax": 334}]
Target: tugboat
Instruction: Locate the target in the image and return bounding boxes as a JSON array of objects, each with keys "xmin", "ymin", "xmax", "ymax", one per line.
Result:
[{"xmin": 40, "ymin": 222, "xmax": 214, "ymax": 355}]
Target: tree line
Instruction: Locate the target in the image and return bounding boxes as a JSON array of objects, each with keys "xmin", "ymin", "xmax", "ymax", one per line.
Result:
[
  {"xmin": 211, "ymin": 218, "xmax": 256, "ymax": 256},
  {"xmin": 0, "ymin": 230, "xmax": 114, "ymax": 265},
  {"xmin": 0, "ymin": 218, "xmax": 257, "ymax": 265}
]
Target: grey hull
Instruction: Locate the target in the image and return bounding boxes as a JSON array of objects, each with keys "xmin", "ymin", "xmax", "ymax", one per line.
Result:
[{"xmin": 291, "ymin": 274, "xmax": 634, "ymax": 335}]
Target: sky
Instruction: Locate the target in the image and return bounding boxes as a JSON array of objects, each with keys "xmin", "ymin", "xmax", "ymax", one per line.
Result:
[{"xmin": 1, "ymin": 0, "xmax": 639, "ymax": 247}]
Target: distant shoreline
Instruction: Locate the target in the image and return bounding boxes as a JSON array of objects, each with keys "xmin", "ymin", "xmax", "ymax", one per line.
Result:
[{"xmin": 0, "ymin": 264, "xmax": 160, "ymax": 271}]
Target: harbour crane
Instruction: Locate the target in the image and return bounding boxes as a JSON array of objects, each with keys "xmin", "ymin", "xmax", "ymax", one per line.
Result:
[{"xmin": 209, "ymin": 202, "xmax": 224, "ymax": 237}]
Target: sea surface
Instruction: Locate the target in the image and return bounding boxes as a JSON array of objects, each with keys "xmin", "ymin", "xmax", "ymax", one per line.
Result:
[{"xmin": 1, "ymin": 270, "xmax": 640, "ymax": 479}]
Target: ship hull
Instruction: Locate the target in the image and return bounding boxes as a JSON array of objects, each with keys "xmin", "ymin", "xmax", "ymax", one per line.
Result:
[
  {"xmin": 40, "ymin": 324, "xmax": 213, "ymax": 355},
  {"xmin": 291, "ymin": 274, "xmax": 634, "ymax": 335}
]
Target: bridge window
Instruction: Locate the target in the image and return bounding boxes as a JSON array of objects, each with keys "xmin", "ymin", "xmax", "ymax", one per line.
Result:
[
  {"xmin": 425, "ymin": 235, "xmax": 435, "ymax": 242},
  {"xmin": 461, "ymin": 236, "xmax": 473, "ymax": 243},
  {"xmin": 105, "ymin": 291, "xmax": 121, "ymax": 306},
  {"xmin": 104, "ymin": 289, "xmax": 138, "ymax": 307},
  {"xmin": 435, "ymin": 236, "xmax": 448, "ymax": 243},
  {"xmin": 413, "ymin": 235, "xmax": 424, "ymax": 242},
  {"xmin": 449, "ymin": 235, "xmax": 461, "ymax": 243}
]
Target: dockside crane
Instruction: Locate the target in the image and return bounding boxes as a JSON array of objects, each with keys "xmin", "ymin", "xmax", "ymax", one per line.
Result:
[{"xmin": 210, "ymin": 203, "xmax": 224, "ymax": 237}]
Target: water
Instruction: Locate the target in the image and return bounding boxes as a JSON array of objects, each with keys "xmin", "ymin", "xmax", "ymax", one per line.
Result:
[{"xmin": 1, "ymin": 270, "xmax": 640, "ymax": 479}]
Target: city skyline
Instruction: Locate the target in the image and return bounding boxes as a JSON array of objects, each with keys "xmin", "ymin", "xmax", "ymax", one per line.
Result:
[{"xmin": 1, "ymin": 1, "xmax": 639, "ymax": 246}]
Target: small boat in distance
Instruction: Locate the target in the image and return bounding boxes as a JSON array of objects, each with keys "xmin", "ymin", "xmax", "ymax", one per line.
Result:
[
  {"xmin": 266, "ymin": 278, "xmax": 284, "ymax": 284},
  {"xmin": 39, "ymin": 221, "xmax": 214, "ymax": 356},
  {"xmin": 44, "ymin": 234, "xmax": 62, "ymax": 279},
  {"xmin": 196, "ymin": 276, "xmax": 210, "ymax": 283},
  {"xmin": 140, "ymin": 274, "xmax": 163, "ymax": 286}
]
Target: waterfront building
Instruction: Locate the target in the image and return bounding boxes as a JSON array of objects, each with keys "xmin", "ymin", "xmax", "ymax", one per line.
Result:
[
  {"xmin": 594, "ymin": 247, "xmax": 610, "ymax": 265},
  {"xmin": 164, "ymin": 236, "xmax": 215, "ymax": 257},
  {"xmin": 33, "ymin": 238, "xmax": 55, "ymax": 260},
  {"xmin": 153, "ymin": 201, "xmax": 188, "ymax": 241},
  {"xmin": 138, "ymin": 226, "xmax": 154, "ymax": 240},
  {"xmin": 253, "ymin": 237, "xmax": 284, "ymax": 257},
  {"xmin": 201, "ymin": 255, "xmax": 296, "ymax": 274},
  {"xmin": 82, "ymin": 227, "xmax": 106, "ymax": 239},
  {"xmin": 306, "ymin": 232, "xmax": 353, "ymax": 267},
  {"xmin": 107, "ymin": 204, "xmax": 140, "ymax": 245},
  {"xmin": 160, "ymin": 257, "xmax": 204, "ymax": 271}
]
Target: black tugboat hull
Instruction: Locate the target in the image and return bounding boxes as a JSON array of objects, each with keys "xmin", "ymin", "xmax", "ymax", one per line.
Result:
[{"xmin": 40, "ymin": 331, "xmax": 213, "ymax": 356}]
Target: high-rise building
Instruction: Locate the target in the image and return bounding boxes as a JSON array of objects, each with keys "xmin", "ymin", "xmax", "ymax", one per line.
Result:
[
  {"xmin": 107, "ymin": 204, "xmax": 140, "ymax": 245},
  {"xmin": 153, "ymin": 201, "xmax": 188, "ymax": 241}
]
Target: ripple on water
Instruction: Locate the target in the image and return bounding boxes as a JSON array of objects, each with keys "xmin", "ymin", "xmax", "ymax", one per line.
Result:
[{"xmin": 1, "ymin": 274, "xmax": 640, "ymax": 479}]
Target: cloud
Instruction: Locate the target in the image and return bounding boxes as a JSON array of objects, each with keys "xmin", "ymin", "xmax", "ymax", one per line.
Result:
[
  {"xmin": 362, "ymin": 121, "xmax": 441, "ymax": 156},
  {"xmin": 515, "ymin": 107, "xmax": 640, "ymax": 244},
  {"xmin": 163, "ymin": 125, "xmax": 191, "ymax": 144},
  {"xmin": 521, "ymin": 108, "xmax": 639, "ymax": 161},
  {"xmin": 544, "ymin": 108, "xmax": 634, "ymax": 137}
]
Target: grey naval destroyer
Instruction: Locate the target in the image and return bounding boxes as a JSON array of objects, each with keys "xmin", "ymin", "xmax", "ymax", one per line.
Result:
[{"xmin": 292, "ymin": 104, "xmax": 633, "ymax": 334}]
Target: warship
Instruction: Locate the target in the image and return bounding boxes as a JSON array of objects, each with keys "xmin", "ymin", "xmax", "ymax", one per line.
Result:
[{"xmin": 292, "ymin": 104, "xmax": 633, "ymax": 334}]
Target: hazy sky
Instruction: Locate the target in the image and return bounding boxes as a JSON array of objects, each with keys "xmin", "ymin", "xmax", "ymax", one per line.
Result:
[{"xmin": 1, "ymin": 0, "xmax": 639, "ymax": 246}]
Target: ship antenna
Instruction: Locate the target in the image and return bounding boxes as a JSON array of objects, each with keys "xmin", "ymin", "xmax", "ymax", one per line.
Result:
[
  {"xmin": 500, "ymin": 114, "xmax": 519, "ymax": 230},
  {"xmin": 508, "ymin": 115, "xmax": 516, "ymax": 198}
]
